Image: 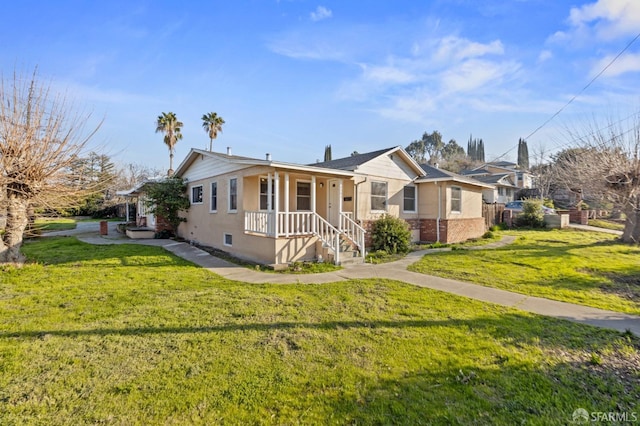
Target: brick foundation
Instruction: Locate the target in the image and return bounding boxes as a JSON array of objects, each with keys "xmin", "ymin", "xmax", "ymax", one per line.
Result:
[
  {"xmin": 155, "ymin": 215, "xmax": 174, "ymax": 234},
  {"xmin": 363, "ymin": 217, "xmax": 486, "ymax": 246}
]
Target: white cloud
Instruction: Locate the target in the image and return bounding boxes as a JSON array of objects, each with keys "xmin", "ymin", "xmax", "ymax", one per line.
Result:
[
  {"xmin": 360, "ymin": 64, "xmax": 416, "ymax": 84},
  {"xmin": 432, "ymin": 36, "xmax": 504, "ymax": 63},
  {"xmin": 591, "ymin": 52, "xmax": 640, "ymax": 77},
  {"xmin": 440, "ymin": 59, "xmax": 520, "ymax": 94},
  {"xmin": 538, "ymin": 50, "xmax": 553, "ymax": 62},
  {"xmin": 552, "ymin": 0, "xmax": 640, "ymax": 44},
  {"xmin": 310, "ymin": 6, "xmax": 332, "ymax": 22}
]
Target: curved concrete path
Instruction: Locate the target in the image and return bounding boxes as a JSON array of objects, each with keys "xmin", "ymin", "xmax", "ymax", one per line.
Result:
[{"xmin": 45, "ymin": 221, "xmax": 640, "ymax": 336}]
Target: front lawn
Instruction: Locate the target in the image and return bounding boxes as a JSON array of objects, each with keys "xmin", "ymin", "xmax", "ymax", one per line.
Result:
[
  {"xmin": 0, "ymin": 237, "xmax": 638, "ymax": 424},
  {"xmin": 409, "ymin": 229, "xmax": 640, "ymax": 315},
  {"xmin": 32, "ymin": 217, "xmax": 77, "ymax": 232}
]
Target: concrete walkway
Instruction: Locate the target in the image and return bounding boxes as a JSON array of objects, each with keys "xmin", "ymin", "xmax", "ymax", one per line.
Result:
[
  {"xmin": 568, "ymin": 223, "xmax": 624, "ymax": 235},
  {"xmin": 46, "ymin": 221, "xmax": 640, "ymax": 336}
]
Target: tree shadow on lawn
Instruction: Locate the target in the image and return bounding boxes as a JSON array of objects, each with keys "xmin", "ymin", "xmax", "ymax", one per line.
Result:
[
  {"xmin": 3, "ymin": 311, "xmax": 635, "ymax": 350},
  {"xmin": 21, "ymin": 237, "xmax": 193, "ymax": 268},
  {"xmin": 4, "ymin": 312, "xmax": 637, "ymax": 424},
  {"xmin": 324, "ymin": 357, "xmax": 638, "ymax": 425}
]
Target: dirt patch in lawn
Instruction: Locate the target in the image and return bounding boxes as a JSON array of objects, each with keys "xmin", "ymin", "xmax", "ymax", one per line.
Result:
[{"xmin": 581, "ymin": 269, "xmax": 640, "ymax": 301}]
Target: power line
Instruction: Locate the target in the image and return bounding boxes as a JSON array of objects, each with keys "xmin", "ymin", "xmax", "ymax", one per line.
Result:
[{"xmin": 492, "ymin": 30, "xmax": 640, "ymax": 162}]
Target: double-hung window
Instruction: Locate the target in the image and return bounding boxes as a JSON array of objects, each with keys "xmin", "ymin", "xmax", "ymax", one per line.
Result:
[
  {"xmin": 228, "ymin": 178, "xmax": 237, "ymax": 212},
  {"xmin": 296, "ymin": 181, "xmax": 311, "ymax": 211},
  {"xmin": 210, "ymin": 182, "xmax": 217, "ymax": 212},
  {"xmin": 450, "ymin": 186, "xmax": 461, "ymax": 213},
  {"xmin": 371, "ymin": 181, "xmax": 387, "ymax": 212},
  {"xmin": 403, "ymin": 185, "xmax": 416, "ymax": 212},
  {"xmin": 191, "ymin": 185, "xmax": 203, "ymax": 204}
]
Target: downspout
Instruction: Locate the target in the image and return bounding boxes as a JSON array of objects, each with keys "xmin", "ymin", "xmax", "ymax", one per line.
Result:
[{"xmin": 436, "ymin": 182, "xmax": 442, "ymax": 243}]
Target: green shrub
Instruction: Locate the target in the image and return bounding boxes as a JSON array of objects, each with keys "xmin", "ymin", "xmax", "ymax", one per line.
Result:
[
  {"xmin": 542, "ymin": 198, "xmax": 555, "ymax": 209},
  {"xmin": 515, "ymin": 199, "xmax": 545, "ymax": 228},
  {"xmin": 371, "ymin": 215, "xmax": 411, "ymax": 254},
  {"xmin": 490, "ymin": 223, "xmax": 508, "ymax": 231},
  {"xmin": 483, "ymin": 230, "xmax": 494, "ymax": 239}
]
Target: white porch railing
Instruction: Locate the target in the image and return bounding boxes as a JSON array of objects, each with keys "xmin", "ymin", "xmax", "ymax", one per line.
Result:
[
  {"xmin": 278, "ymin": 211, "xmax": 314, "ymax": 236},
  {"xmin": 339, "ymin": 212, "xmax": 366, "ymax": 258},
  {"xmin": 244, "ymin": 210, "xmax": 365, "ymax": 264},
  {"xmin": 245, "ymin": 211, "xmax": 274, "ymax": 236}
]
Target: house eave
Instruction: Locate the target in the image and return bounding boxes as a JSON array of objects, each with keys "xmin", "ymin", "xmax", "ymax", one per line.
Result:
[
  {"xmin": 174, "ymin": 148, "xmax": 357, "ymax": 178},
  {"xmin": 415, "ymin": 176, "xmax": 495, "ymax": 189}
]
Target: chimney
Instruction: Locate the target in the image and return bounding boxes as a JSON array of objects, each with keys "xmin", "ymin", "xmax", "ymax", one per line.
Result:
[
  {"xmin": 266, "ymin": 153, "xmax": 272, "ymax": 161},
  {"xmin": 226, "ymin": 147, "xmax": 232, "ymax": 156}
]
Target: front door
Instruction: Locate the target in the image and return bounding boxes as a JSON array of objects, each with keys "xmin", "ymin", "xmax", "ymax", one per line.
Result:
[{"xmin": 327, "ymin": 179, "xmax": 341, "ymax": 226}]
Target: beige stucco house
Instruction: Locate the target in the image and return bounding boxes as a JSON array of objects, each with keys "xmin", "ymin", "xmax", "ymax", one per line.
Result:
[{"xmin": 171, "ymin": 146, "xmax": 492, "ymax": 267}]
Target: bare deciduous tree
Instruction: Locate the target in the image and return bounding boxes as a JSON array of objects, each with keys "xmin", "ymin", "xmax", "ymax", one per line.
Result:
[
  {"xmin": 553, "ymin": 115, "xmax": 640, "ymax": 244},
  {"xmin": 0, "ymin": 69, "xmax": 101, "ymax": 264}
]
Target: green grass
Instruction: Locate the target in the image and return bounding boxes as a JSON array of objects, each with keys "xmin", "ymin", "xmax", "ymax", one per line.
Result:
[
  {"xmin": 0, "ymin": 237, "xmax": 638, "ymax": 424},
  {"xmin": 409, "ymin": 229, "xmax": 640, "ymax": 315},
  {"xmin": 32, "ymin": 217, "xmax": 77, "ymax": 232},
  {"xmin": 588, "ymin": 219, "xmax": 625, "ymax": 231}
]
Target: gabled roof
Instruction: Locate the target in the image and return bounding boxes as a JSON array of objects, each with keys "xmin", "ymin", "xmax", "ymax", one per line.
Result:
[
  {"xmin": 310, "ymin": 147, "xmax": 396, "ymax": 170},
  {"xmin": 311, "ymin": 146, "xmax": 425, "ymax": 176},
  {"xmin": 174, "ymin": 148, "xmax": 356, "ymax": 178},
  {"xmin": 460, "ymin": 168, "xmax": 490, "ymax": 176},
  {"xmin": 116, "ymin": 178, "xmax": 165, "ymax": 197},
  {"xmin": 471, "ymin": 173, "xmax": 517, "ymax": 187},
  {"xmin": 416, "ymin": 163, "xmax": 494, "ymax": 188},
  {"xmin": 490, "ymin": 161, "xmax": 518, "ymax": 168}
]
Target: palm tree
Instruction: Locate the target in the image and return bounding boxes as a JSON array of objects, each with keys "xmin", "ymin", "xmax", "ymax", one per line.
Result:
[
  {"xmin": 155, "ymin": 112, "xmax": 183, "ymax": 176},
  {"xmin": 201, "ymin": 112, "xmax": 225, "ymax": 151}
]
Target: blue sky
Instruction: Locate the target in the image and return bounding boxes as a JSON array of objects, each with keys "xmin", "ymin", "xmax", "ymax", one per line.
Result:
[{"xmin": 2, "ymin": 0, "xmax": 639, "ymax": 172}]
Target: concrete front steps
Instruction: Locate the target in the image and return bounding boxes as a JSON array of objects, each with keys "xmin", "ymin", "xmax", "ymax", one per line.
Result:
[{"xmin": 316, "ymin": 236, "xmax": 365, "ymax": 265}]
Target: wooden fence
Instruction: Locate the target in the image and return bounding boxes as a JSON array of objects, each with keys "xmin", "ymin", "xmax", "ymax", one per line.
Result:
[{"xmin": 482, "ymin": 203, "xmax": 505, "ymax": 229}]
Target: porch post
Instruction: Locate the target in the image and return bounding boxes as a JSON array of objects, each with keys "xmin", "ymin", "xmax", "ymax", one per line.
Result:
[
  {"xmin": 125, "ymin": 199, "xmax": 130, "ymax": 222},
  {"xmin": 284, "ymin": 173, "xmax": 290, "ymax": 237},
  {"xmin": 274, "ymin": 171, "xmax": 280, "ymax": 238},
  {"xmin": 267, "ymin": 173, "xmax": 273, "ymax": 236},
  {"xmin": 338, "ymin": 179, "xmax": 343, "ymax": 225},
  {"xmin": 311, "ymin": 176, "xmax": 316, "ymax": 234}
]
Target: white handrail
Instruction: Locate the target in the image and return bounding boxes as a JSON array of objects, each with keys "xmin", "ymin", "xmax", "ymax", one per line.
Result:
[
  {"xmin": 245, "ymin": 210, "xmax": 365, "ymax": 264},
  {"xmin": 339, "ymin": 212, "xmax": 366, "ymax": 258},
  {"xmin": 314, "ymin": 214, "xmax": 341, "ymax": 264}
]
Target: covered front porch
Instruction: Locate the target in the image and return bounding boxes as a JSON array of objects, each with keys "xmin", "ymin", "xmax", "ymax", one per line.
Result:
[{"xmin": 242, "ymin": 170, "xmax": 365, "ymax": 264}]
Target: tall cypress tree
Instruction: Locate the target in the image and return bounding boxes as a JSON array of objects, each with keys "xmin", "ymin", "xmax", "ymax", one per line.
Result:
[
  {"xmin": 324, "ymin": 144, "xmax": 332, "ymax": 162},
  {"xmin": 517, "ymin": 138, "xmax": 529, "ymax": 170},
  {"xmin": 478, "ymin": 139, "xmax": 485, "ymax": 162}
]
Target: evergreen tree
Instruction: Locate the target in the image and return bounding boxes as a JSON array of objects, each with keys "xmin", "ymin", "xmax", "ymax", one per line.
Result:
[
  {"xmin": 517, "ymin": 138, "xmax": 530, "ymax": 170},
  {"xmin": 324, "ymin": 144, "xmax": 332, "ymax": 162}
]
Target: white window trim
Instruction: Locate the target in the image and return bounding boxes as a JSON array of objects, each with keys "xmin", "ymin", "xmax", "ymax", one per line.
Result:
[
  {"xmin": 371, "ymin": 180, "xmax": 388, "ymax": 213},
  {"xmin": 191, "ymin": 185, "xmax": 204, "ymax": 205},
  {"xmin": 296, "ymin": 179, "xmax": 312, "ymax": 211},
  {"xmin": 223, "ymin": 233, "xmax": 233, "ymax": 247},
  {"xmin": 228, "ymin": 177, "xmax": 238, "ymax": 213},
  {"xmin": 403, "ymin": 184, "xmax": 417, "ymax": 213},
  {"xmin": 210, "ymin": 181, "xmax": 218, "ymax": 213},
  {"xmin": 451, "ymin": 186, "xmax": 462, "ymax": 214}
]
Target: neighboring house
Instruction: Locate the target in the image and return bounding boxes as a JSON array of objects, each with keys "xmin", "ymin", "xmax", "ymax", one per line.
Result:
[
  {"xmin": 470, "ymin": 173, "xmax": 518, "ymax": 204},
  {"xmin": 116, "ymin": 179, "xmax": 160, "ymax": 228},
  {"xmin": 462, "ymin": 161, "xmax": 534, "ymax": 190},
  {"xmin": 171, "ymin": 146, "xmax": 493, "ymax": 267}
]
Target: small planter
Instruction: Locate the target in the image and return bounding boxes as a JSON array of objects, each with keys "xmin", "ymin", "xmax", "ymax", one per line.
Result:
[{"xmin": 125, "ymin": 228, "xmax": 156, "ymax": 239}]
